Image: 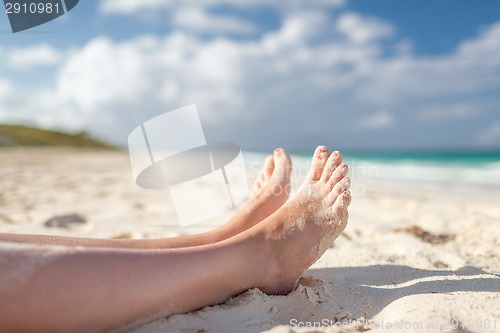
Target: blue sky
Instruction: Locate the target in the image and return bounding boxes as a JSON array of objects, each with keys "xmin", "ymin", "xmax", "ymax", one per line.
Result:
[{"xmin": 1, "ymin": 0, "xmax": 500, "ymax": 151}]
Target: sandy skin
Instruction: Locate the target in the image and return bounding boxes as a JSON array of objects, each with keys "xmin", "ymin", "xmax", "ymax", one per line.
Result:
[{"xmin": 0, "ymin": 146, "xmax": 351, "ymax": 332}]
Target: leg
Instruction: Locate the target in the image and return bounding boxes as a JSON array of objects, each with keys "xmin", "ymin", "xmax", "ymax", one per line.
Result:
[
  {"xmin": 0, "ymin": 149, "xmax": 292, "ymax": 249},
  {"xmin": 0, "ymin": 238, "xmax": 266, "ymax": 332},
  {"xmin": 0, "ymin": 146, "xmax": 350, "ymax": 332}
]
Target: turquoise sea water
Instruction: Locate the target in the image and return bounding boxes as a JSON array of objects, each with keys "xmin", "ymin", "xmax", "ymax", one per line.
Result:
[
  {"xmin": 343, "ymin": 151, "xmax": 500, "ymax": 187},
  {"xmin": 245, "ymin": 150, "xmax": 500, "ymax": 187}
]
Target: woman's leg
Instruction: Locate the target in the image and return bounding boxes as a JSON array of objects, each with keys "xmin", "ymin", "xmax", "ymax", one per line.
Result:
[
  {"xmin": 0, "ymin": 146, "xmax": 350, "ymax": 333},
  {"xmin": 0, "ymin": 148, "xmax": 293, "ymax": 249},
  {"xmin": 0, "ymin": 238, "xmax": 265, "ymax": 332},
  {"xmin": 0, "ymin": 147, "xmax": 350, "ymax": 332}
]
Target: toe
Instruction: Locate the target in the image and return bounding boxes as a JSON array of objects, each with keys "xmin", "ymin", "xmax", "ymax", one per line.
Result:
[
  {"xmin": 264, "ymin": 155, "xmax": 275, "ymax": 179},
  {"xmin": 327, "ymin": 177, "xmax": 351, "ymax": 202},
  {"xmin": 252, "ymin": 155, "xmax": 273, "ymax": 195},
  {"xmin": 308, "ymin": 146, "xmax": 331, "ymax": 181},
  {"xmin": 272, "ymin": 148, "xmax": 292, "ymax": 180},
  {"xmin": 327, "ymin": 163, "xmax": 349, "ymax": 188},
  {"xmin": 331, "ymin": 190, "xmax": 351, "ymax": 220},
  {"xmin": 339, "ymin": 210, "xmax": 349, "ymax": 233},
  {"xmin": 320, "ymin": 150, "xmax": 343, "ymax": 182}
]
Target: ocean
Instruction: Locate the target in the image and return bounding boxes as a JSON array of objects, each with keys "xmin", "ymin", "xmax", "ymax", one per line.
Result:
[{"xmin": 244, "ymin": 150, "xmax": 500, "ymax": 188}]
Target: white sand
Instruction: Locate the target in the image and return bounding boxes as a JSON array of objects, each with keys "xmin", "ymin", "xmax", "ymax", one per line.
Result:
[{"xmin": 1, "ymin": 148, "xmax": 499, "ymax": 333}]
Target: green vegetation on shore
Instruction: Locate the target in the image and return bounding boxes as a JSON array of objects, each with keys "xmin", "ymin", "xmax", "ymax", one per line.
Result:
[{"xmin": 0, "ymin": 124, "xmax": 114, "ymax": 149}]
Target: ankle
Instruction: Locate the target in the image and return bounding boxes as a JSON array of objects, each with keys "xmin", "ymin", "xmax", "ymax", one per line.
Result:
[{"xmin": 244, "ymin": 218, "xmax": 299, "ymax": 295}]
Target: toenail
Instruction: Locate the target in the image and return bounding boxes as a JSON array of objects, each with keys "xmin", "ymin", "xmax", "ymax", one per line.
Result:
[
  {"xmin": 342, "ymin": 163, "xmax": 347, "ymax": 169},
  {"xmin": 274, "ymin": 148, "xmax": 282, "ymax": 156},
  {"xmin": 333, "ymin": 151, "xmax": 339, "ymax": 156},
  {"xmin": 318, "ymin": 151, "xmax": 328, "ymax": 160}
]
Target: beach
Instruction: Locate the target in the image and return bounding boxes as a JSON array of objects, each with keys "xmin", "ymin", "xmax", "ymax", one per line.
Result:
[{"xmin": 1, "ymin": 148, "xmax": 499, "ymax": 332}]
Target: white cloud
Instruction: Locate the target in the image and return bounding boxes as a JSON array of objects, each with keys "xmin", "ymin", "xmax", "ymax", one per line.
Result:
[
  {"xmin": 8, "ymin": 32, "xmax": 246, "ymax": 136},
  {"xmin": 53, "ymin": 36, "xmax": 153, "ymax": 112},
  {"xmin": 457, "ymin": 22, "xmax": 500, "ymax": 67},
  {"xmin": 420, "ymin": 103, "xmax": 483, "ymax": 121},
  {"xmin": 1, "ymin": 10, "xmax": 500, "ymax": 149},
  {"xmin": 357, "ymin": 111, "xmax": 394, "ymax": 129},
  {"xmin": 351, "ymin": 23, "xmax": 500, "ymax": 107},
  {"xmin": 99, "ymin": 0, "xmax": 345, "ymax": 15},
  {"xmin": 337, "ymin": 12, "xmax": 394, "ymax": 44},
  {"xmin": 477, "ymin": 122, "xmax": 500, "ymax": 145},
  {"xmin": 172, "ymin": 7, "xmax": 256, "ymax": 35},
  {"xmin": 7, "ymin": 44, "xmax": 62, "ymax": 70},
  {"xmin": 0, "ymin": 80, "xmax": 11, "ymax": 97},
  {"xmin": 263, "ymin": 11, "xmax": 329, "ymax": 48},
  {"xmin": 100, "ymin": 0, "xmax": 168, "ymax": 14}
]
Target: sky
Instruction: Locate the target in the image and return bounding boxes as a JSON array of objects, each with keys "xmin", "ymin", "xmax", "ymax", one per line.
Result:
[{"xmin": 1, "ymin": 0, "xmax": 500, "ymax": 151}]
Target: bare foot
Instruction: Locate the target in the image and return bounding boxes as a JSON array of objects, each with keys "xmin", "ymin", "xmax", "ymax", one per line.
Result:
[
  {"xmin": 248, "ymin": 146, "xmax": 351, "ymax": 294},
  {"xmin": 210, "ymin": 148, "xmax": 292, "ymax": 240},
  {"xmin": 248, "ymin": 148, "xmax": 292, "ymax": 223}
]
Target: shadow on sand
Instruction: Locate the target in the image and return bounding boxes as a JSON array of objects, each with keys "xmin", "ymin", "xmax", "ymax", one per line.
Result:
[
  {"xmin": 300, "ymin": 264, "xmax": 500, "ymax": 320},
  {"xmin": 129, "ymin": 265, "xmax": 499, "ymax": 333}
]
